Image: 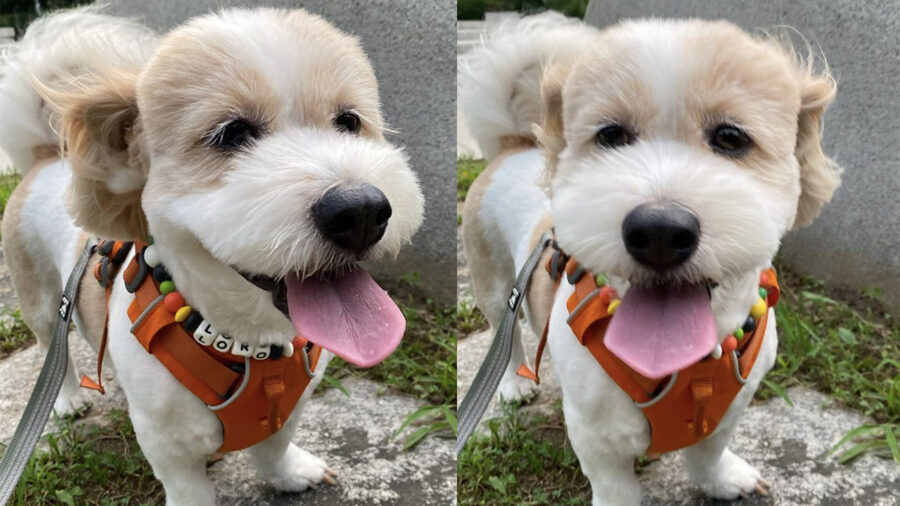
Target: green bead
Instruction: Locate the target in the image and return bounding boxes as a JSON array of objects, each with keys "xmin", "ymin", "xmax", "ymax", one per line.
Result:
[
  {"xmin": 147, "ymin": 235, "xmax": 154, "ymax": 245},
  {"xmin": 596, "ymin": 274, "xmax": 607, "ymax": 287},
  {"xmin": 759, "ymin": 287, "xmax": 768, "ymax": 299},
  {"xmin": 734, "ymin": 327, "xmax": 744, "ymax": 340},
  {"xmin": 160, "ymin": 280, "xmax": 175, "ymax": 294}
]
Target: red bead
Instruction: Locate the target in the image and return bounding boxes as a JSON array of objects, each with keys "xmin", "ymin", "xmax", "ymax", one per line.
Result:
[
  {"xmin": 721, "ymin": 336, "xmax": 738, "ymax": 354},
  {"xmin": 164, "ymin": 292, "xmax": 185, "ymax": 312},
  {"xmin": 759, "ymin": 271, "xmax": 769, "ymax": 286}
]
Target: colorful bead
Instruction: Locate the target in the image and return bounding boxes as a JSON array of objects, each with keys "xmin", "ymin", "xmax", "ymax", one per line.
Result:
[
  {"xmin": 183, "ymin": 312, "xmax": 203, "ymax": 333},
  {"xmin": 193, "ymin": 320, "xmax": 216, "ymax": 346},
  {"xmin": 750, "ymin": 298, "xmax": 767, "ymax": 319},
  {"xmin": 253, "ymin": 344, "xmax": 270, "ymax": 361},
  {"xmin": 174, "ymin": 305, "xmax": 192, "ymax": 323},
  {"xmin": 742, "ymin": 316, "xmax": 756, "ymax": 333},
  {"xmin": 721, "ymin": 336, "xmax": 738, "ymax": 354},
  {"xmin": 595, "ymin": 274, "xmax": 608, "ymax": 287},
  {"xmin": 143, "ymin": 245, "xmax": 160, "ymax": 268},
  {"xmin": 734, "ymin": 327, "xmax": 745, "ymax": 340},
  {"xmin": 164, "ymin": 292, "xmax": 185, "ymax": 312},
  {"xmin": 711, "ymin": 344, "xmax": 723, "ymax": 359},
  {"xmin": 232, "ymin": 341, "xmax": 254, "ymax": 357},
  {"xmin": 159, "ymin": 280, "xmax": 175, "ymax": 295},
  {"xmin": 213, "ymin": 334, "xmax": 233, "ymax": 353},
  {"xmin": 152, "ymin": 265, "xmax": 171, "ymax": 283},
  {"xmin": 608, "ymin": 299, "xmax": 621, "ymax": 315},
  {"xmin": 759, "ymin": 287, "xmax": 768, "ymax": 300}
]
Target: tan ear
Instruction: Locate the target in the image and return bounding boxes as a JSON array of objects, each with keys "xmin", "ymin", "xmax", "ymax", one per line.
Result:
[
  {"xmin": 38, "ymin": 70, "xmax": 148, "ymax": 239},
  {"xmin": 792, "ymin": 73, "xmax": 841, "ymax": 228},
  {"xmin": 534, "ymin": 61, "xmax": 571, "ymax": 179}
]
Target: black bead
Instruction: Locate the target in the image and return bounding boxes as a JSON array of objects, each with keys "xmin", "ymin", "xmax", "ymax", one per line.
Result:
[
  {"xmin": 742, "ymin": 316, "xmax": 756, "ymax": 333},
  {"xmin": 152, "ymin": 265, "xmax": 171, "ymax": 282},
  {"xmin": 269, "ymin": 345, "xmax": 284, "ymax": 361},
  {"xmin": 183, "ymin": 311, "xmax": 203, "ymax": 333}
]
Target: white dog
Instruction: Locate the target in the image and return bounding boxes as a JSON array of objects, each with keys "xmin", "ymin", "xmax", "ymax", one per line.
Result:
[
  {"xmin": 0, "ymin": 7, "xmax": 423, "ymax": 504},
  {"xmin": 461, "ymin": 13, "xmax": 840, "ymax": 505}
]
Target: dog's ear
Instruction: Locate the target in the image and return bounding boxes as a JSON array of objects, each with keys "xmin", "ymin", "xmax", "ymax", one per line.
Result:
[
  {"xmin": 534, "ymin": 61, "xmax": 572, "ymax": 180},
  {"xmin": 38, "ymin": 70, "xmax": 149, "ymax": 240},
  {"xmin": 792, "ymin": 72, "xmax": 841, "ymax": 228}
]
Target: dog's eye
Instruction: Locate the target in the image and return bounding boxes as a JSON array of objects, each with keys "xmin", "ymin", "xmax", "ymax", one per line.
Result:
[
  {"xmin": 595, "ymin": 124, "xmax": 634, "ymax": 149},
  {"xmin": 710, "ymin": 124, "xmax": 752, "ymax": 156},
  {"xmin": 207, "ymin": 119, "xmax": 259, "ymax": 151},
  {"xmin": 334, "ymin": 111, "xmax": 361, "ymax": 134}
]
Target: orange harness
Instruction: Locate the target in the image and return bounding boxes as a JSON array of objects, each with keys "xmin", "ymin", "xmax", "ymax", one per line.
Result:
[
  {"xmin": 80, "ymin": 240, "xmax": 322, "ymax": 453},
  {"xmin": 519, "ymin": 248, "xmax": 779, "ymax": 454}
]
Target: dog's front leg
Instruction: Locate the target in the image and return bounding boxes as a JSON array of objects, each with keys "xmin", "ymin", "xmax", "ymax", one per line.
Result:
[
  {"xmin": 563, "ymin": 399, "xmax": 643, "ymax": 506},
  {"xmin": 133, "ymin": 426, "xmax": 217, "ymax": 506},
  {"xmin": 681, "ymin": 422, "xmax": 766, "ymax": 499},
  {"xmin": 247, "ymin": 384, "xmax": 335, "ymax": 491}
]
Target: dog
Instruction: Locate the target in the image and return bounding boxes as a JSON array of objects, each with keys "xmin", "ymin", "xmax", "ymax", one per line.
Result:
[
  {"xmin": 460, "ymin": 13, "xmax": 840, "ymax": 504},
  {"xmin": 0, "ymin": 6, "xmax": 423, "ymax": 504}
]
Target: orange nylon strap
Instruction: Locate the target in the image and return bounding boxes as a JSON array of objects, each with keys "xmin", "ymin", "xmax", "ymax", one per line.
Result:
[{"xmin": 80, "ymin": 240, "xmax": 129, "ymax": 394}]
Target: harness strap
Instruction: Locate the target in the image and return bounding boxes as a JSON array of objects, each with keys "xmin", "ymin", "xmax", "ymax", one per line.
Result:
[{"xmin": 81, "ymin": 240, "xmax": 133, "ymax": 394}]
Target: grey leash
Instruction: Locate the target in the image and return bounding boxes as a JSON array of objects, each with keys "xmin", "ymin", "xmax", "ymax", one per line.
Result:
[
  {"xmin": 0, "ymin": 238, "xmax": 97, "ymax": 504},
  {"xmin": 457, "ymin": 229, "xmax": 553, "ymax": 455}
]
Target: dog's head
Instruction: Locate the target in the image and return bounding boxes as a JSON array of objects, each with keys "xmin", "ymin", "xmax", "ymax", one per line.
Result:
[
  {"xmin": 539, "ymin": 19, "xmax": 840, "ymax": 377},
  {"xmin": 41, "ymin": 8, "xmax": 424, "ymax": 361}
]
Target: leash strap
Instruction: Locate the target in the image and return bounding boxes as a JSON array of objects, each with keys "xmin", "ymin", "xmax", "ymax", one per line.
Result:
[
  {"xmin": 457, "ymin": 229, "xmax": 553, "ymax": 455},
  {"xmin": 0, "ymin": 238, "xmax": 97, "ymax": 504}
]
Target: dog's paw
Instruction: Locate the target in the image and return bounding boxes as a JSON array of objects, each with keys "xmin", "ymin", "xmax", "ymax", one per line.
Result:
[
  {"xmin": 694, "ymin": 450, "xmax": 765, "ymax": 500},
  {"xmin": 263, "ymin": 445, "xmax": 336, "ymax": 492},
  {"xmin": 498, "ymin": 372, "xmax": 538, "ymax": 404},
  {"xmin": 53, "ymin": 391, "xmax": 90, "ymax": 418}
]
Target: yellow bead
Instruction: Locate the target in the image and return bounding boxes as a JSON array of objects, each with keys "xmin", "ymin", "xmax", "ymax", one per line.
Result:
[
  {"xmin": 750, "ymin": 298, "xmax": 767, "ymax": 319},
  {"xmin": 608, "ymin": 299, "xmax": 621, "ymax": 315},
  {"xmin": 174, "ymin": 305, "xmax": 192, "ymax": 323}
]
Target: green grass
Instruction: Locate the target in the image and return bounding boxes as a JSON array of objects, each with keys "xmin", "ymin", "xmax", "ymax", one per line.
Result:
[
  {"xmin": 323, "ymin": 294, "xmax": 457, "ymax": 448},
  {"xmin": 459, "ymin": 402, "xmax": 590, "ymax": 504},
  {"xmin": 459, "ymin": 265, "xmax": 899, "ymax": 504},
  {"xmin": 2, "ymin": 409, "xmax": 163, "ymax": 505},
  {"xmin": 0, "ymin": 172, "xmax": 22, "ymax": 218},
  {"xmin": 458, "ymin": 158, "xmax": 487, "ymax": 202},
  {"xmin": 0, "ymin": 308, "xmax": 35, "ymax": 358},
  {"xmin": 457, "ymin": 300, "xmax": 488, "ymax": 335},
  {"xmin": 757, "ymin": 269, "xmax": 899, "ymax": 463}
]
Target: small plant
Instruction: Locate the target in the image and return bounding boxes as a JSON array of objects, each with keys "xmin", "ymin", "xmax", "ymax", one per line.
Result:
[
  {"xmin": 457, "ymin": 300, "xmax": 488, "ymax": 335},
  {"xmin": 0, "ymin": 308, "xmax": 35, "ymax": 358},
  {"xmin": 457, "ymin": 158, "xmax": 487, "ymax": 201}
]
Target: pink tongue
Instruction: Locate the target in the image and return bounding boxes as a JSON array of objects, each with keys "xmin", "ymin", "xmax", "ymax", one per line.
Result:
[
  {"xmin": 286, "ymin": 268, "xmax": 405, "ymax": 367},
  {"xmin": 605, "ymin": 283, "xmax": 716, "ymax": 379}
]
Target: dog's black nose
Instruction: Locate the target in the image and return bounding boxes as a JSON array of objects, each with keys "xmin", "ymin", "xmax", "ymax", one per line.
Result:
[
  {"xmin": 313, "ymin": 183, "xmax": 392, "ymax": 254},
  {"xmin": 622, "ymin": 202, "xmax": 700, "ymax": 271}
]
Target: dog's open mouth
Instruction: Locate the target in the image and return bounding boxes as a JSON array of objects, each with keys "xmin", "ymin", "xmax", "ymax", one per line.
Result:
[
  {"xmin": 604, "ymin": 280, "xmax": 717, "ymax": 379},
  {"xmin": 239, "ymin": 266, "xmax": 406, "ymax": 368}
]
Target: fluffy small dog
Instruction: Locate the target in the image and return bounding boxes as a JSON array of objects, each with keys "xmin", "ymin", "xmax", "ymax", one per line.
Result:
[
  {"xmin": 461, "ymin": 13, "xmax": 840, "ymax": 504},
  {"xmin": 0, "ymin": 7, "xmax": 423, "ymax": 504}
]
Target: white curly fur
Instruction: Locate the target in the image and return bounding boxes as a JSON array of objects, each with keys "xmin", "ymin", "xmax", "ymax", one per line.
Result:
[
  {"xmin": 458, "ymin": 12, "xmax": 601, "ymax": 160},
  {"xmin": 0, "ymin": 6, "xmax": 157, "ymax": 172}
]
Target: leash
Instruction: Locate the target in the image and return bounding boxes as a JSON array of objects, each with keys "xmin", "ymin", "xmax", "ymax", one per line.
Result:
[
  {"xmin": 0, "ymin": 238, "xmax": 97, "ymax": 504},
  {"xmin": 457, "ymin": 229, "xmax": 553, "ymax": 455}
]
